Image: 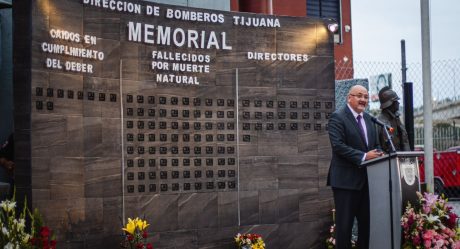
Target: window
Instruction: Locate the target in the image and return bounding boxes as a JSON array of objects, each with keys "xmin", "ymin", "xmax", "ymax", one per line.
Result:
[{"xmin": 307, "ymin": 0, "xmax": 340, "ymax": 20}]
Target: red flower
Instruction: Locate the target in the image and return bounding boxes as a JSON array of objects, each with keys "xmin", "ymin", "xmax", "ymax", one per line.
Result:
[
  {"xmin": 136, "ymin": 243, "xmax": 144, "ymax": 249},
  {"xmin": 447, "ymin": 212, "xmax": 458, "ymax": 229},
  {"xmin": 407, "ymin": 215, "xmax": 414, "ymax": 227},
  {"xmin": 412, "ymin": 235, "xmax": 421, "ymax": 246},
  {"xmin": 146, "ymin": 243, "xmax": 153, "ymax": 249},
  {"xmin": 127, "ymin": 234, "xmax": 134, "ymax": 241},
  {"xmin": 143, "ymin": 230, "xmax": 148, "ymax": 238},
  {"xmin": 40, "ymin": 226, "xmax": 50, "ymax": 238},
  {"xmin": 42, "ymin": 239, "xmax": 49, "ymax": 248},
  {"xmin": 51, "ymin": 240, "xmax": 57, "ymax": 247}
]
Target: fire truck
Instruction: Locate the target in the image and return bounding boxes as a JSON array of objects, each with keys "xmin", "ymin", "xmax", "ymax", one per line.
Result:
[{"xmin": 418, "ymin": 148, "xmax": 460, "ymax": 197}]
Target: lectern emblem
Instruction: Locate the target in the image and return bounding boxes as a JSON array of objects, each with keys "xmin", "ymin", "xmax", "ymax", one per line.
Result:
[{"xmin": 401, "ymin": 161, "xmax": 416, "ymax": 186}]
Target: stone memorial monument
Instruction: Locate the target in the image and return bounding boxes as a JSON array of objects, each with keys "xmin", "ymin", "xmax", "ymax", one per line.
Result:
[{"xmin": 13, "ymin": 0, "xmax": 335, "ymax": 248}]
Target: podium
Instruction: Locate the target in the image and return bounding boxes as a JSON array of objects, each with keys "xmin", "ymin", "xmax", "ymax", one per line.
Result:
[{"xmin": 361, "ymin": 151, "xmax": 423, "ymax": 249}]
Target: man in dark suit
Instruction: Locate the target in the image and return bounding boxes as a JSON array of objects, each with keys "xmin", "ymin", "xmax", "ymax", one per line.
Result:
[{"xmin": 327, "ymin": 85, "xmax": 383, "ymax": 249}]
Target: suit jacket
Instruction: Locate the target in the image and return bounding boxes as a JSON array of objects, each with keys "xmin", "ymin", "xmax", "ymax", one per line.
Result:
[{"xmin": 327, "ymin": 106, "xmax": 381, "ymax": 190}]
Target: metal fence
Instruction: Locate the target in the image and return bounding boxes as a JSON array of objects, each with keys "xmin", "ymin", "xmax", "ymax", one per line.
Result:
[
  {"xmin": 336, "ymin": 59, "xmax": 460, "ymax": 197},
  {"xmin": 336, "ymin": 59, "xmax": 460, "ymax": 150}
]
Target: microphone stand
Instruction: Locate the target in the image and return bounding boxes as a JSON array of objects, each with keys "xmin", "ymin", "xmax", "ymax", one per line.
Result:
[
  {"xmin": 383, "ymin": 125, "xmax": 397, "ymax": 153},
  {"xmin": 383, "ymin": 125, "xmax": 396, "ymax": 249}
]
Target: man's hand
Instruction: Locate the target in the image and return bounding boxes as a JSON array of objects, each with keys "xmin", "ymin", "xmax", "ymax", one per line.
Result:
[
  {"xmin": 365, "ymin": 149, "xmax": 384, "ymax": 161},
  {"xmin": 4, "ymin": 161, "xmax": 14, "ymax": 172},
  {"xmin": 0, "ymin": 157, "xmax": 14, "ymax": 172}
]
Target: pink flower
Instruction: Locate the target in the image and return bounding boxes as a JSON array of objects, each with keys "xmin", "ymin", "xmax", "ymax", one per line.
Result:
[
  {"xmin": 424, "ymin": 192, "xmax": 439, "ymax": 206},
  {"xmin": 423, "ymin": 229, "xmax": 436, "ymax": 241},
  {"xmin": 442, "ymin": 227, "xmax": 455, "ymax": 238},
  {"xmin": 423, "ymin": 192, "xmax": 439, "ymax": 213},
  {"xmin": 434, "ymin": 239, "xmax": 444, "ymax": 248},
  {"xmin": 423, "ymin": 239, "xmax": 432, "ymax": 248},
  {"xmin": 423, "ymin": 205, "xmax": 431, "ymax": 214},
  {"xmin": 453, "ymin": 240, "xmax": 460, "ymax": 249}
]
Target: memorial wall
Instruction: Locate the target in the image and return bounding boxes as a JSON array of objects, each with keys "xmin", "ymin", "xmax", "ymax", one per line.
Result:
[{"xmin": 13, "ymin": 0, "xmax": 335, "ymax": 248}]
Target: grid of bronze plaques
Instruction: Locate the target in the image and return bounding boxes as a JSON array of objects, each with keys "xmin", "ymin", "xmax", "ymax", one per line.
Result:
[
  {"xmin": 124, "ymin": 94, "xmax": 237, "ymax": 194},
  {"xmin": 123, "ymin": 93, "xmax": 333, "ymax": 194},
  {"xmin": 33, "ymin": 87, "xmax": 118, "ymax": 110},
  {"xmin": 32, "ymin": 88, "xmax": 333, "ymax": 194}
]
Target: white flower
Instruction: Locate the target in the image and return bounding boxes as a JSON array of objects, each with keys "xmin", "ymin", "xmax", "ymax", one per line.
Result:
[
  {"xmin": 0, "ymin": 200, "xmax": 7, "ymax": 211},
  {"xmin": 2, "ymin": 227, "xmax": 9, "ymax": 236},
  {"xmin": 22, "ymin": 234, "xmax": 30, "ymax": 243},
  {"xmin": 0, "ymin": 200, "xmax": 16, "ymax": 212},
  {"xmin": 426, "ymin": 214, "xmax": 440, "ymax": 223},
  {"xmin": 7, "ymin": 202, "xmax": 15, "ymax": 212},
  {"xmin": 17, "ymin": 219, "xmax": 25, "ymax": 230},
  {"xmin": 3, "ymin": 242, "xmax": 13, "ymax": 249}
]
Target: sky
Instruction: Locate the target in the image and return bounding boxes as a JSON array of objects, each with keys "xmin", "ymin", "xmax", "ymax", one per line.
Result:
[{"xmin": 351, "ymin": 0, "xmax": 460, "ymax": 63}]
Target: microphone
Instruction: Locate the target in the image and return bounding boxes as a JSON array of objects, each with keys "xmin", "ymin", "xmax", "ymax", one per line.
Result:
[{"xmin": 370, "ymin": 117, "xmax": 394, "ymax": 133}]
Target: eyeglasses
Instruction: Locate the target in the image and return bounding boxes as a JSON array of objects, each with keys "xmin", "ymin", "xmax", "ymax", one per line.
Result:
[{"xmin": 350, "ymin": 94, "xmax": 369, "ymax": 100}]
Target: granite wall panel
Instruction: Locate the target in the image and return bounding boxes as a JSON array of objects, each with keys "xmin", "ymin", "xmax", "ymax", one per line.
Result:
[
  {"xmin": 278, "ymin": 221, "xmax": 323, "ymax": 249},
  {"xmin": 196, "ymin": 227, "xmax": 239, "ymax": 249},
  {"xmin": 139, "ymin": 194, "xmax": 179, "ymax": 232},
  {"xmin": 259, "ymin": 190, "xmax": 279, "ymax": 224},
  {"xmin": 218, "ymin": 191, "xmax": 238, "ymax": 227},
  {"xmin": 299, "ymin": 192, "xmax": 321, "ymax": 222},
  {"xmin": 49, "ymin": 157, "xmax": 84, "ymax": 199},
  {"xmin": 239, "ymin": 190, "xmax": 259, "ymax": 225},
  {"xmin": 102, "ymin": 197, "xmax": 123, "ymax": 234},
  {"xmin": 31, "ymin": 114, "xmax": 67, "ymax": 157},
  {"xmin": 154, "ymin": 230, "xmax": 198, "ymax": 249},
  {"xmin": 84, "ymin": 157, "xmax": 121, "ymax": 197},
  {"xmin": 239, "ymin": 156, "xmax": 278, "ymax": 190},
  {"xmin": 178, "ymin": 192, "xmax": 218, "ymax": 229}
]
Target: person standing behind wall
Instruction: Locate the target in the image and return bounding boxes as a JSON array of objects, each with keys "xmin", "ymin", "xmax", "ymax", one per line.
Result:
[
  {"xmin": 0, "ymin": 133, "xmax": 14, "ymax": 199},
  {"xmin": 377, "ymin": 87, "xmax": 410, "ymax": 152},
  {"xmin": 327, "ymin": 85, "xmax": 384, "ymax": 249}
]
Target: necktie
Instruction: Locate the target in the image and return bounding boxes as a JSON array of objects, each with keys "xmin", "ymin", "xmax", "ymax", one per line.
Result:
[{"xmin": 356, "ymin": 115, "xmax": 367, "ymax": 146}]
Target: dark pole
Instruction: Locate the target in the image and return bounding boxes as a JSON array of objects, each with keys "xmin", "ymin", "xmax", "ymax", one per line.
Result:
[
  {"xmin": 404, "ymin": 83, "xmax": 415, "ymax": 150},
  {"xmin": 401, "ymin": 40, "xmax": 407, "ymax": 85},
  {"xmin": 401, "ymin": 40, "xmax": 415, "ymax": 150}
]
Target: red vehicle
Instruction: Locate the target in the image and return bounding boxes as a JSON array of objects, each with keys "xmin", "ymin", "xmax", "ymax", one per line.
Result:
[{"xmin": 418, "ymin": 149, "xmax": 460, "ymax": 197}]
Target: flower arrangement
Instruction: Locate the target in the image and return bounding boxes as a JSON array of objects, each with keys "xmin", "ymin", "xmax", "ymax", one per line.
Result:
[
  {"xmin": 29, "ymin": 209, "xmax": 57, "ymax": 249},
  {"xmin": 0, "ymin": 198, "xmax": 31, "ymax": 249},
  {"xmin": 0, "ymin": 195, "xmax": 56, "ymax": 249},
  {"xmin": 234, "ymin": 233, "xmax": 265, "ymax": 249},
  {"xmin": 401, "ymin": 191, "xmax": 460, "ymax": 248},
  {"xmin": 121, "ymin": 217, "xmax": 153, "ymax": 249},
  {"xmin": 325, "ymin": 209, "xmax": 357, "ymax": 249}
]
